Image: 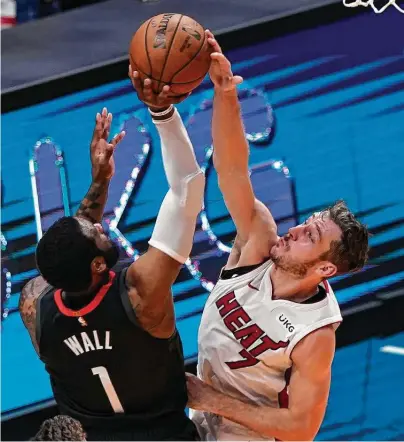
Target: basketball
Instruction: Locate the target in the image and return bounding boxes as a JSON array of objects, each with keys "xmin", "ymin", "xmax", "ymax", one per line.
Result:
[{"xmin": 129, "ymin": 13, "xmax": 212, "ymax": 96}]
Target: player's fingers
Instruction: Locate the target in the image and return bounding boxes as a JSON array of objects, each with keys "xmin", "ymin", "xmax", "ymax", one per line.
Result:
[
  {"xmin": 110, "ymin": 130, "xmax": 126, "ymax": 148},
  {"xmin": 210, "ymin": 52, "xmax": 229, "ymax": 72},
  {"xmin": 205, "ymin": 29, "xmax": 214, "ymax": 39},
  {"xmin": 233, "ymin": 75, "xmax": 243, "ymax": 86},
  {"xmin": 103, "ymin": 113, "xmax": 113, "ymax": 140},
  {"xmin": 131, "ymin": 70, "xmax": 145, "ymax": 99},
  {"xmin": 207, "ymin": 35, "xmax": 222, "ymax": 54},
  {"xmin": 158, "ymin": 85, "xmax": 171, "ymax": 103},
  {"xmin": 101, "ymin": 107, "xmax": 108, "ymax": 124},
  {"xmin": 91, "ymin": 112, "xmax": 103, "ymax": 147},
  {"xmin": 128, "ymin": 65, "xmax": 136, "ymax": 88},
  {"xmin": 210, "ymin": 52, "xmax": 231, "ymax": 69},
  {"xmin": 94, "ymin": 112, "xmax": 102, "ymax": 133},
  {"xmin": 143, "ymin": 78, "xmax": 155, "ymax": 103},
  {"xmin": 99, "ymin": 107, "xmax": 108, "ymax": 135},
  {"xmin": 213, "ymin": 54, "xmax": 234, "ymax": 80},
  {"xmin": 205, "ymin": 29, "xmax": 221, "ymax": 48}
]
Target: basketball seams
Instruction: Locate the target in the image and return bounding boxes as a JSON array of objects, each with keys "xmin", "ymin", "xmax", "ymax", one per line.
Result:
[
  {"xmin": 133, "ymin": 63, "xmax": 207, "ymax": 85},
  {"xmin": 157, "ymin": 14, "xmax": 184, "ymax": 94},
  {"xmin": 131, "ymin": 14, "xmax": 210, "ymax": 96},
  {"xmin": 169, "ymin": 28, "xmax": 207, "ymax": 84},
  {"xmin": 144, "ymin": 19, "xmax": 154, "ymax": 78}
]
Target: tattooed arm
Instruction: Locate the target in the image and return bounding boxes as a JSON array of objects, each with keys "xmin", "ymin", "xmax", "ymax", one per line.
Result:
[
  {"xmin": 19, "ymin": 276, "xmax": 49, "ymax": 355},
  {"xmin": 76, "ymin": 180, "xmax": 110, "ymax": 224},
  {"xmin": 76, "ymin": 107, "xmax": 125, "ymax": 223},
  {"xmin": 19, "ymin": 108, "xmax": 125, "ymax": 357}
]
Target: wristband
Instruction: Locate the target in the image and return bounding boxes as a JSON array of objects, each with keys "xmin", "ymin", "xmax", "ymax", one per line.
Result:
[{"xmin": 148, "ymin": 105, "xmax": 174, "ymax": 117}]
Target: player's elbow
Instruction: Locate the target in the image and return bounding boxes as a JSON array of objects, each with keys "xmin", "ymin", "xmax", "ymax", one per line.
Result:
[
  {"xmin": 289, "ymin": 424, "xmax": 317, "ymax": 441},
  {"xmin": 285, "ymin": 413, "xmax": 319, "ymax": 441},
  {"xmin": 271, "ymin": 411, "xmax": 318, "ymax": 441},
  {"xmin": 185, "ymin": 171, "xmax": 205, "ymax": 214},
  {"xmin": 177, "ymin": 171, "xmax": 205, "ymax": 216}
]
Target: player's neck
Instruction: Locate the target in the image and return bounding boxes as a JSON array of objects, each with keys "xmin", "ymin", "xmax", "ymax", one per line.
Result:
[
  {"xmin": 63, "ymin": 271, "xmax": 109, "ymax": 298},
  {"xmin": 270, "ymin": 266, "xmax": 320, "ymax": 303}
]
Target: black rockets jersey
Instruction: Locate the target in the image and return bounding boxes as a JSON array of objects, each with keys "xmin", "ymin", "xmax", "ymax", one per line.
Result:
[{"xmin": 36, "ymin": 269, "xmax": 196, "ymax": 441}]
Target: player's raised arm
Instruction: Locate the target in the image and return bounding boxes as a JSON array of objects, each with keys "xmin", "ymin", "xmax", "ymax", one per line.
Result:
[
  {"xmin": 20, "ymin": 109, "xmax": 125, "ymax": 355},
  {"xmin": 75, "ymin": 108, "xmax": 125, "ymax": 224},
  {"xmin": 125, "ymin": 70, "xmax": 205, "ymax": 338},
  {"xmin": 206, "ymin": 32, "xmax": 277, "ymax": 263}
]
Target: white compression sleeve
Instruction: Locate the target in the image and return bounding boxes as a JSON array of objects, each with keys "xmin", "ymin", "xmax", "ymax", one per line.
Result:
[{"xmin": 148, "ymin": 108, "xmax": 205, "ymax": 263}]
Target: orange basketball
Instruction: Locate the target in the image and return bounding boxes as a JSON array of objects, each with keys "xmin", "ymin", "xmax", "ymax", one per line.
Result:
[{"xmin": 129, "ymin": 13, "xmax": 212, "ymax": 96}]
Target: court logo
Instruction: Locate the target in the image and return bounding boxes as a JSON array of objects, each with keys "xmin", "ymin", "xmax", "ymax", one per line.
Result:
[{"xmin": 342, "ymin": 0, "xmax": 404, "ymax": 14}]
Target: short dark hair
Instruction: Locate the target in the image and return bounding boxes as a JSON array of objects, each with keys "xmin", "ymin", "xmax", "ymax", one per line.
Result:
[
  {"xmin": 35, "ymin": 217, "xmax": 99, "ymax": 291},
  {"xmin": 323, "ymin": 200, "xmax": 369, "ymax": 273},
  {"xmin": 32, "ymin": 415, "xmax": 86, "ymax": 441}
]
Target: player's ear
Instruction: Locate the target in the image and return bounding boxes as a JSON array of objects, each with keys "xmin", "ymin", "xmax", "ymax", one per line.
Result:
[
  {"xmin": 315, "ymin": 261, "xmax": 337, "ymax": 279},
  {"xmin": 91, "ymin": 256, "xmax": 107, "ymax": 274}
]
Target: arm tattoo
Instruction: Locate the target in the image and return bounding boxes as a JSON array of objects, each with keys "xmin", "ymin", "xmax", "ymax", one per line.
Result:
[
  {"xmin": 75, "ymin": 180, "xmax": 109, "ymax": 224},
  {"xmin": 19, "ymin": 277, "xmax": 46, "ymax": 355}
]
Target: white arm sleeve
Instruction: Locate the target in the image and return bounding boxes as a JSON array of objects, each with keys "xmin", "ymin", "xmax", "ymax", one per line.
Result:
[{"xmin": 148, "ymin": 108, "xmax": 205, "ymax": 263}]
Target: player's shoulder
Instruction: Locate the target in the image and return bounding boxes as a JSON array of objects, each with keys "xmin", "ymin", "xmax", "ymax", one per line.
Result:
[
  {"xmin": 228, "ymin": 199, "xmax": 278, "ymax": 267},
  {"xmin": 291, "ymin": 325, "xmax": 336, "ymax": 368},
  {"xmin": 20, "ymin": 276, "xmax": 50, "ymax": 307}
]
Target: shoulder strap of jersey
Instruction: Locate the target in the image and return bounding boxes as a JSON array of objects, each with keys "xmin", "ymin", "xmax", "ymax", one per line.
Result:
[
  {"xmin": 35, "ymin": 284, "xmax": 55, "ymax": 350},
  {"xmin": 119, "ymin": 267, "xmax": 139, "ymax": 327},
  {"xmin": 220, "ymin": 261, "xmax": 268, "ymax": 280}
]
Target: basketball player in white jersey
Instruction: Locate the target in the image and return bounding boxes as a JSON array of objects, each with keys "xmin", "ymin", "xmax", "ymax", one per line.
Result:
[{"xmin": 187, "ymin": 32, "xmax": 370, "ymax": 441}]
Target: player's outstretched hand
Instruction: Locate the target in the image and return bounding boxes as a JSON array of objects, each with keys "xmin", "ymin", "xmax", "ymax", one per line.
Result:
[
  {"xmin": 205, "ymin": 30, "xmax": 243, "ymax": 93},
  {"xmin": 186, "ymin": 373, "xmax": 220, "ymax": 412},
  {"xmin": 91, "ymin": 107, "xmax": 125, "ymax": 182},
  {"xmin": 128, "ymin": 65, "xmax": 190, "ymax": 111}
]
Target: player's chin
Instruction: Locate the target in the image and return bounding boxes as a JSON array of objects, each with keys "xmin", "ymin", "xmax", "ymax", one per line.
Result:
[{"xmin": 270, "ymin": 243, "xmax": 280, "ymax": 258}]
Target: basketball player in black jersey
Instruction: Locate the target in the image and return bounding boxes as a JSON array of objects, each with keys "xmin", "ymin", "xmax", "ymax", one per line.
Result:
[{"xmin": 19, "ymin": 84, "xmax": 204, "ymax": 440}]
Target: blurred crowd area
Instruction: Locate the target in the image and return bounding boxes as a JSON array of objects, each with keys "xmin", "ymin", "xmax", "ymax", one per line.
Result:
[{"xmin": 1, "ymin": 0, "xmax": 105, "ymax": 28}]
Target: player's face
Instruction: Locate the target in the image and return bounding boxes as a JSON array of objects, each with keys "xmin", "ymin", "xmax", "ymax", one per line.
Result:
[{"xmin": 270, "ymin": 212, "xmax": 342, "ymax": 278}]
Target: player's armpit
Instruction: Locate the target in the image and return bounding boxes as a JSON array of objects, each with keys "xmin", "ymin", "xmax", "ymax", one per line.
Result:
[
  {"xmin": 19, "ymin": 276, "xmax": 49, "ymax": 355},
  {"xmin": 125, "ymin": 246, "xmax": 181, "ymax": 338},
  {"xmin": 225, "ymin": 198, "xmax": 278, "ymax": 269}
]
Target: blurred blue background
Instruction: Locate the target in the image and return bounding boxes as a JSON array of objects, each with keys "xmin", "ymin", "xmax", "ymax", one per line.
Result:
[{"xmin": 1, "ymin": 2, "xmax": 404, "ymax": 440}]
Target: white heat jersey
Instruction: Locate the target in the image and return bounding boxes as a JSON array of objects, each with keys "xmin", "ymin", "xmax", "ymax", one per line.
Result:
[{"xmin": 190, "ymin": 260, "xmax": 342, "ymax": 441}]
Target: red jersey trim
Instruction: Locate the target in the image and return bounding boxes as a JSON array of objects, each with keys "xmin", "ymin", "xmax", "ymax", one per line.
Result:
[
  {"xmin": 54, "ymin": 271, "xmax": 115, "ymax": 317},
  {"xmin": 276, "ymin": 367, "xmax": 293, "ymax": 441}
]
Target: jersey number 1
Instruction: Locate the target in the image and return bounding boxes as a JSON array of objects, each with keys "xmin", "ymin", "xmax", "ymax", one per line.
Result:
[{"xmin": 92, "ymin": 366, "xmax": 124, "ymax": 413}]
